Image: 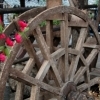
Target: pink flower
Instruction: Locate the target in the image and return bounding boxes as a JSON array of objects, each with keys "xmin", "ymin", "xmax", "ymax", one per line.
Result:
[
  {"xmin": 20, "ymin": 27, "xmax": 25, "ymax": 31},
  {"xmin": 0, "ymin": 53, "xmax": 6, "ymax": 62},
  {"xmin": 18, "ymin": 21, "xmax": 27, "ymax": 30},
  {"xmin": 6, "ymin": 37, "xmax": 13, "ymax": 46},
  {"xmin": 0, "ymin": 33, "xmax": 6, "ymax": 39},
  {"xmin": 15, "ymin": 33, "xmax": 22, "ymax": 43}
]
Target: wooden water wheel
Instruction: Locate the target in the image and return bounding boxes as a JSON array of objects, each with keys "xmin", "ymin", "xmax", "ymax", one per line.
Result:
[{"xmin": 0, "ymin": 5, "xmax": 100, "ymax": 100}]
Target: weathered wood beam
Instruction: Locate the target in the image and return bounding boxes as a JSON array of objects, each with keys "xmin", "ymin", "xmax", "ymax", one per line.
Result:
[
  {"xmin": 10, "ymin": 68, "xmax": 61, "ymax": 95},
  {"xmin": 81, "ymin": 4, "xmax": 97, "ymax": 9},
  {"xmin": 0, "ymin": 7, "xmax": 36, "ymax": 14},
  {"xmin": 77, "ymin": 77, "xmax": 99, "ymax": 91}
]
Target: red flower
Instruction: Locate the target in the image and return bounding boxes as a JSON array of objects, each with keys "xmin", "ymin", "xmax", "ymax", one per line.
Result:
[
  {"xmin": 18, "ymin": 21, "xmax": 27, "ymax": 30},
  {"xmin": 20, "ymin": 27, "xmax": 25, "ymax": 31},
  {"xmin": 6, "ymin": 37, "xmax": 13, "ymax": 46},
  {"xmin": 0, "ymin": 53, "xmax": 6, "ymax": 62},
  {"xmin": 15, "ymin": 33, "xmax": 22, "ymax": 43},
  {"xmin": 0, "ymin": 33, "xmax": 6, "ymax": 39}
]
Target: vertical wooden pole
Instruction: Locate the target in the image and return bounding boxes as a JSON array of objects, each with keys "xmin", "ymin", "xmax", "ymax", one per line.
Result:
[
  {"xmin": 46, "ymin": 0, "xmax": 63, "ymax": 84},
  {"xmin": 47, "ymin": 0, "xmax": 62, "ymax": 8},
  {"xmin": 46, "ymin": 0, "xmax": 62, "ymax": 20}
]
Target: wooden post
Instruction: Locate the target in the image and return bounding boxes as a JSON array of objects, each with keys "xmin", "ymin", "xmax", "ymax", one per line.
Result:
[
  {"xmin": 47, "ymin": 0, "xmax": 62, "ymax": 8},
  {"xmin": 46, "ymin": 0, "xmax": 63, "ymax": 20}
]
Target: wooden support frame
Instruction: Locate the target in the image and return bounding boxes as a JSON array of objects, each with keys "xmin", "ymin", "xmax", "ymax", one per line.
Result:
[{"xmin": 0, "ymin": 5, "xmax": 100, "ymax": 100}]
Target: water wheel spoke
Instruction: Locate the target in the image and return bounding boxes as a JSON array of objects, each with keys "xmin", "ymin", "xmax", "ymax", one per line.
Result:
[
  {"xmin": 77, "ymin": 77, "xmax": 99, "ymax": 91},
  {"xmin": 46, "ymin": 20, "xmax": 54, "ymax": 53},
  {"xmin": 50, "ymin": 59, "xmax": 64, "ymax": 87},
  {"xmin": 86, "ymin": 49, "xmax": 98, "ymax": 66},
  {"xmin": 35, "ymin": 60, "xmax": 50, "ymax": 81},
  {"xmin": 15, "ymin": 82, "xmax": 24, "ymax": 100},
  {"xmin": 83, "ymin": 44, "xmax": 99, "ymax": 49},
  {"xmin": 10, "ymin": 68, "xmax": 60, "ymax": 95},
  {"xmin": 33, "ymin": 26, "xmax": 49, "ymax": 60},
  {"xmin": 74, "ymin": 66, "xmax": 87, "ymax": 84},
  {"xmin": 30, "ymin": 86, "xmax": 40, "ymax": 100},
  {"xmin": 22, "ymin": 38, "xmax": 41, "ymax": 67},
  {"xmin": 68, "ymin": 48, "xmax": 79, "ymax": 55},
  {"xmin": 50, "ymin": 48, "xmax": 65, "ymax": 60},
  {"xmin": 69, "ymin": 55, "xmax": 80, "ymax": 81}
]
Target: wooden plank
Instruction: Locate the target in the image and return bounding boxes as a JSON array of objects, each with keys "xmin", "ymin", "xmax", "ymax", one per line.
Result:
[
  {"xmin": 77, "ymin": 77, "xmax": 99, "ymax": 91},
  {"xmin": 75, "ymin": 28, "xmax": 87, "ymax": 50},
  {"xmin": 19, "ymin": 7, "xmax": 46, "ymax": 20},
  {"xmin": 60, "ymin": 13, "xmax": 69, "ymax": 82},
  {"xmin": 91, "ymin": 68, "xmax": 100, "ymax": 72},
  {"xmin": 57, "ymin": 58, "xmax": 65, "ymax": 83},
  {"xmin": 46, "ymin": 20, "xmax": 53, "ymax": 53},
  {"xmin": 50, "ymin": 59, "xmax": 64, "ymax": 87},
  {"xmin": 10, "ymin": 68, "xmax": 61, "ymax": 95},
  {"xmin": 22, "ymin": 58, "xmax": 35, "ymax": 74},
  {"xmin": 46, "ymin": 0, "xmax": 62, "ymax": 20},
  {"xmin": 83, "ymin": 44, "xmax": 99, "ymax": 49},
  {"xmin": 47, "ymin": 0, "xmax": 62, "ymax": 8},
  {"xmin": 35, "ymin": 60, "xmax": 50, "ymax": 81},
  {"xmin": 86, "ymin": 49, "xmax": 98, "ymax": 66},
  {"xmin": 33, "ymin": 26, "xmax": 49, "ymax": 60},
  {"xmin": 22, "ymin": 38, "xmax": 41, "ymax": 68},
  {"xmin": 68, "ymin": 21, "xmax": 88, "ymax": 27},
  {"xmin": 69, "ymin": 55, "xmax": 80, "ymax": 81},
  {"xmin": 68, "ymin": 48, "xmax": 79, "ymax": 55},
  {"xmin": 15, "ymin": 82, "xmax": 24, "ymax": 100},
  {"xmin": 90, "ymin": 68, "xmax": 100, "ymax": 76},
  {"xmin": 30, "ymin": 86, "xmax": 40, "ymax": 100},
  {"xmin": 51, "ymin": 48, "xmax": 65, "ymax": 60},
  {"xmin": 30, "ymin": 61, "xmax": 50, "ymax": 100},
  {"xmin": 74, "ymin": 67, "xmax": 87, "ymax": 84}
]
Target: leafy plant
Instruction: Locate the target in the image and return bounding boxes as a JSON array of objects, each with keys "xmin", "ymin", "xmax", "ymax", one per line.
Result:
[{"xmin": 40, "ymin": 20, "xmax": 60, "ymax": 27}]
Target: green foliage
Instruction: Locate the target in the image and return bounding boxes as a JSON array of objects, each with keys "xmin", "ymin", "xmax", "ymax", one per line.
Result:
[
  {"xmin": 40, "ymin": 20, "xmax": 60, "ymax": 27},
  {"xmin": 39, "ymin": 21, "xmax": 46, "ymax": 27},
  {"xmin": 4, "ymin": 47, "xmax": 10, "ymax": 56},
  {"xmin": 20, "ymin": 27, "xmax": 29, "ymax": 39},
  {"xmin": 0, "ymin": 46, "xmax": 4, "ymax": 51},
  {"xmin": 53, "ymin": 20, "xmax": 60, "ymax": 26},
  {"xmin": 0, "ymin": 25, "xmax": 3, "ymax": 33}
]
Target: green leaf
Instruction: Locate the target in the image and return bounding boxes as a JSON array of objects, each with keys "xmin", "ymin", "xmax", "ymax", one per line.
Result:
[
  {"xmin": 20, "ymin": 32, "xmax": 28, "ymax": 39},
  {"xmin": 23, "ymin": 27, "xmax": 29, "ymax": 33},
  {"xmin": 0, "ymin": 46, "xmax": 4, "ymax": 51},
  {"xmin": 4, "ymin": 47, "xmax": 10, "ymax": 56},
  {"xmin": 0, "ymin": 25, "xmax": 3, "ymax": 33}
]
